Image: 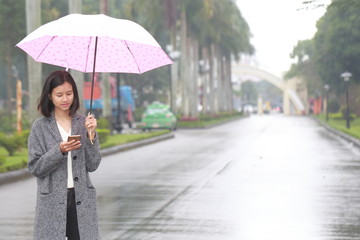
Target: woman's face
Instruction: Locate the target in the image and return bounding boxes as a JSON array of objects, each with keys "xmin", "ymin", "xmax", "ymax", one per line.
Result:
[{"xmin": 50, "ymin": 81, "xmax": 74, "ymax": 113}]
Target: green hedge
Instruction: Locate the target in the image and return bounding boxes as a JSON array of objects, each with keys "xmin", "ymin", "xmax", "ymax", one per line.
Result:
[
  {"xmin": 0, "ymin": 132, "xmax": 26, "ymax": 156},
  {"xmin": 97, "ymin": 128, "xmax": 110, "ymax": 143},
  {"xmin": 0, "ymin": 122, "xmax": 174, "ymax": 173},
  {"xmin": 0, "ymin": 155, "xmax": 5, "ymax": 166},
  {"xmin": 178, "ymin": 111, "xmax": 243, "ymax": 128},
  {"xmin": 328, "ymin": 112, "xmax": 356, "ymax": 121}
]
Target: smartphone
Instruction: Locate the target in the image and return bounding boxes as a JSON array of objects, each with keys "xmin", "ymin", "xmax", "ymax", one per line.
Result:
[{"xmin": 67, "ymin": 135, "xmax": 81, "ymax": 142}]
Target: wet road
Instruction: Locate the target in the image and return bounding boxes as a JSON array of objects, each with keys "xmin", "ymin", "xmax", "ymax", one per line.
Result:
[{"xmin": 1, "ymin": 115, "xmax": 360, "ymax": 239}]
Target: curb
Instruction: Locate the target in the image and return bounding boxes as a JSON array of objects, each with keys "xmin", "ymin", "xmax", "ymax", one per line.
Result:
[
  {"xmin": 100, "ymin": 132, "xmax": 175, "ymax": 156},
  {"xmin": 313, "ymin": 117, "xmax": 360, "ymax": 148},
  {"xmin": 0, "ymin": 132, "xmax": 175, "ymax": 186},
  {"xmin": 178, "ymin": 115, "xmax": 248, "ymax": 129}
]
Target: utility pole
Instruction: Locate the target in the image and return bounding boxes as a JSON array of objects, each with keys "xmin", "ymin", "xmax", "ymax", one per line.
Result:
[{"xmin": 26, "ymin": 0, "xmax": 41, "ymax": 123}]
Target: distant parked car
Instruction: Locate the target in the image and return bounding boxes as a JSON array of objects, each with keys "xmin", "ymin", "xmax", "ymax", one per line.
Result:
[
  {"xmin": 139, "ymin": 102, "xmax": 177, "ymax": 131},
  {"xmin": 242, "ymin": 104, "xmax": 255, "ymax": 114}
]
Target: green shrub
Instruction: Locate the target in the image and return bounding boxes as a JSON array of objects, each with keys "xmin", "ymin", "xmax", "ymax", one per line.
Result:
[
  {"xmin": 340, "ymin": 106, "xmax": 356, "ymax": 121},
  {"xmin": 0, "ymin": 132, "xmax": 25, "ymax": 156},
  {"xmin": 0, "ymin": 111, "xmax": 16, "ymax": 133},
  {"xmin": 0, "ymin": 165, "xmax": 6, "ymax": 173},
  {"xmin": 328, "ymin": 99, "xmax": 341, "ymax": 113},
  {"xmin": 0, "ymin": 156, "xmax": 5, "ymax": 165},
  {"xmin": 96, "ymin": 129, "xmax": 110, "ymax": 143},
  {"xmin": 20, "ymin": 130, "xmax": 31, "ymax": 148},
  {"xmin": 329, "ymin": 112, "xmax": 343, "ymax": 120},
  {"xmin": 329, "ymin": 111, "xmax": 356, "ymax": 121},
  {"xmin": 97, "ymin": 117, "xmax": 110, "ymax": 129},
  {"xmin": 6, "ymin": 159, "xmax": 27, "ymax": 171}
]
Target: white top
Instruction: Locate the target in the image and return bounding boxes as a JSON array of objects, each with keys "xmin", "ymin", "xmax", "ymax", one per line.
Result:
[{"xmin": 56, "ymin": 123, "xmax": 74, "ymax": 188}]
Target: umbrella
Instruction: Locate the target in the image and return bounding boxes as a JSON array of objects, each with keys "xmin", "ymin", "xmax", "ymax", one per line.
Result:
[{"xmin": 16, "ymin": 13, "xmax": 173, "ymax": 113}]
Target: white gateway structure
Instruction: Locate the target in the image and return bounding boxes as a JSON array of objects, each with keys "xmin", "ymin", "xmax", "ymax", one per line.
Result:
[{"xmin": 232, "ymin": 63, "xmax": 308, "ymax": 115}]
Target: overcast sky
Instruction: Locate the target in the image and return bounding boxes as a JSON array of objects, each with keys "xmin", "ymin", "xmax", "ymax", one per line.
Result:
[{"xmin": 236, "ymin": 0, "xmax": 330, "ymax": 77}]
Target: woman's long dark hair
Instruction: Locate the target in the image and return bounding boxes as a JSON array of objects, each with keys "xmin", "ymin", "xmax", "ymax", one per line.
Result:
[{"xmin": 38, "ymin": 70, "xmax": 80, "ymax": 118}]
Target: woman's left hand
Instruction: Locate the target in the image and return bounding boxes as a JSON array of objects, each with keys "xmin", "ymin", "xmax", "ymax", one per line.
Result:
[{"xmin": 85, "ymin": 113, "xmax": 97, "ymax": 138}]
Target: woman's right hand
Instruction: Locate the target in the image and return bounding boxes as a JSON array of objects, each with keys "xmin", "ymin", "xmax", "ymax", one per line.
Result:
[{"xmin": 60, "ymin": 140, "xmax": 81, "ymax": 153}]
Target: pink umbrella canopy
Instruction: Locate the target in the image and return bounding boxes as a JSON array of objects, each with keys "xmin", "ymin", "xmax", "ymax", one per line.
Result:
[
  {"xmin": 17, "ymin": 14, "xmax": 173, "ymax": 73},
  {"xmin": 17, "ymin": 14, "xmax": 173, "ymax": 115}
]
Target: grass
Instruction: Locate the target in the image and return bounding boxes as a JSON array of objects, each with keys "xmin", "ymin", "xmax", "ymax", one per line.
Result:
[
  {"xmin": 316, "ymin": 114, "xmax": 360, "ymax": 139},
  {"xmin": 100, "ymin": 130, "xmax": 170, "ymax": 149},
  {"xmin": 177, "ymin": 112, "xmax": 244, "ymax": 128},
  {"xmin": 0, "ymin": 148, "xmax": 28, "ymax": 173},
  {"xmin": 0, "ymin": 130, "xmax": 170, "ymax": 173}
]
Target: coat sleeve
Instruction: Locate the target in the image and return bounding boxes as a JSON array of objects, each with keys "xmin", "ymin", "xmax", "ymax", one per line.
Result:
[
  {"xmin": 27, "ymin": 120, "xmax": 65, "ymax": 178},
  {"xmin": 84, "ymin": 131, "xmax": 102, "ymax": 172}
]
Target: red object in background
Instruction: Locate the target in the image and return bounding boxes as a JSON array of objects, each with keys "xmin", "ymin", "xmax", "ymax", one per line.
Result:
[
  {"xmin": 84, "ymin": 81, "xmax": 101, "ymax": 100},
  {"xmin": 127, "ymin": 104, "xmax": 133, "ymax": 122},
  {"xmin": 109, "ymin": 75, "xmax": 117, "ymax": 98},
  {"xmin": 312, "ymin": 96, "xmax": 322, "ymax": 114}
]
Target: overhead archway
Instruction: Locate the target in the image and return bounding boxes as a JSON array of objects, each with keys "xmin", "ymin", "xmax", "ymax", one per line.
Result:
[{"xmin": 232, "ymin": 63, "xmax": 306, "ymax": 115}]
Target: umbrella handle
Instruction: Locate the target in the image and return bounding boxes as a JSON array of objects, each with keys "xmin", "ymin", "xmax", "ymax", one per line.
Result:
[
  {"xmin": 89, "ymin": 131, "xmax": 94, "ymax": 145},
  {"xmin": 87, "ymin": 112, "xmax": 94, "ymax": 145}
]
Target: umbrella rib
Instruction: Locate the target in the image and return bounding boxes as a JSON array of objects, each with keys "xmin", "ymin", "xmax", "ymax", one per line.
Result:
[
  {"xmin": 35, "ymin": 36, "xmax": 56, "ymax": 61},
  {"xmin": 123, "ymin": 40, "xmax": 142, "ymax": 73},
  {"xmin": 84, "ymin": 37, "xmax": 93, "ymax": 72}
]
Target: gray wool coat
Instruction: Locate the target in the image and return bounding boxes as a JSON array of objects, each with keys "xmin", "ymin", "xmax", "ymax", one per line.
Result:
[{"xmin": 28, "ymin": 112, "xmax": 102, "ymax": 240}]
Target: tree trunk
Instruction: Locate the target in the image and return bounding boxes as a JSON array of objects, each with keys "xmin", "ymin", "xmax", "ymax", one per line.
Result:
[
  {"xmin": 179, "ymin": 8, "xmax": 188, "ymax": 116},
  {"xmin": 190, "ymin": 38, "xmax": 199, "ymax": 118},
  {"xmin": 26, "ymin": 0, "xmax": 42, "ymax": 123},
  {"xmin": 218, "ymin": 55, "xmax": 225, "ymax": 112},
  {"xmin": 212, "ymin": 44, "xmax": 220, "ymax": 114},
  {"xmin": 225, "ymin": 56, "xmax": 234, "ymax": 111},
  {"xmin": 4, "ymin": 41, "xmax": 13, "ymax": 113},
  {"xmin": 169, "ymin": 23, "xmax": 179, "ymax": 114},
  {"xmin": 208, "ymin": 44, "xmax": 215, "ymax": 115},
  {"xmin": 68, "ymin": 0, "xmax": 84, "ymax": 114},
  {"xmin": 69, "ymin": 0, "xmax": 82, "ymax": 13},
  {"xmin": 171, "ymin": 61, "xmax": 179, "ymax": 114},
  {"xmin": 201, "ymin": 47, "xmax": 210, "ymax": 114}
]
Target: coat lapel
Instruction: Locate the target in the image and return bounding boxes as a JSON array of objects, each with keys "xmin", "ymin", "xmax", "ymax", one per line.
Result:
[
  {"xmin": 47, "ymin": 113, "xmax": 63, "ymax": 142},
  {"xmin": 71, "ymin": 113, "xmax": 82, "ymax": 136},
  {"xmin": 47, "ymin": 112, "xmax": 82, "ymax": 142}
]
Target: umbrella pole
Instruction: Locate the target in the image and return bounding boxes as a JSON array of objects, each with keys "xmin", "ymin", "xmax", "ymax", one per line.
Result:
[
  {"xmin": 88, "ymin": 36, "xmax": 98, "ymax": 144},
  {"xmin": 89, "ymin": 36, "xmax": 98, "ymax": 114}
]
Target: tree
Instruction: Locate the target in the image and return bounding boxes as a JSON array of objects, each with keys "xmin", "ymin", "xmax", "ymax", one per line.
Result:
[
  {"xmin": 84, "ymin": 0, "xmax": 254, "ymax": 117},
  {"xmin": 0, "ymin": 1, "xmax": 26, "ymax": 112},
  {"xmin": 240, "ymin": 81, "xmax": 258, "ymax": 105},
  {"xmin": 313, "ymin": 0, "xmax": 360, "ymax": 92},
  {"xmin": 286, "ymin": 39, "xmax": 323, "ymax": 96}
]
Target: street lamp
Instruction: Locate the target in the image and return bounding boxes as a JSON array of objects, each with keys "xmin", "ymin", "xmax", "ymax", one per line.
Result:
[
  {"xmin": 340, "ymin": 71, "xmax": 352, "ymax": 128},
  {"xmin": 324, "ymin": 84, "xmax": 330, "ymax": 121}
]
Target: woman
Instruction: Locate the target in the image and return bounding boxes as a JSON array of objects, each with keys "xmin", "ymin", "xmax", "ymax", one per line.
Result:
[{"xmin": 28, "ymin": 70, "xmax": 102, "ymax": 240}]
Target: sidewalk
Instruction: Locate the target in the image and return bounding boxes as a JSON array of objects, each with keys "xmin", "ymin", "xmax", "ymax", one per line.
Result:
[{"xmin": 0, "ymin": 132, "xmax": 174, "ymax": 186}]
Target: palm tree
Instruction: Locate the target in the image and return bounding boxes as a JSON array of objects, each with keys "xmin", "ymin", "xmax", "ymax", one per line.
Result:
[
  {"xmin": 119, "ymin": 0, "xmax": 254, "ymax": 118},
  {"xmin": 187, "ymin": 0, "xmax": 253, "ymax": 115}
]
